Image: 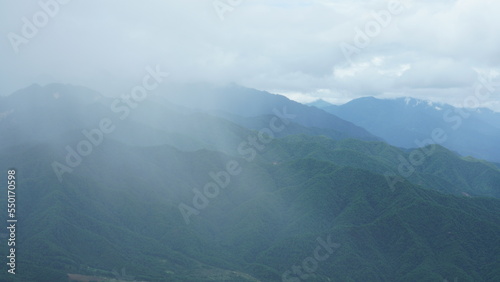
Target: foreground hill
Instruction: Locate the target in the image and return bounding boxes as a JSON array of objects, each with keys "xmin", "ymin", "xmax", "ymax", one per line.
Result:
[{"xmin": 0, "ymin": 140, "xmax": 499, "ymax": 281}]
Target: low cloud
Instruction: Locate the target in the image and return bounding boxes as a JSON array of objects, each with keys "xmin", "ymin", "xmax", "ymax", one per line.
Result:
[{"xmin": 1, "ymin": 0, "xmax": 499, "ymax": 110}]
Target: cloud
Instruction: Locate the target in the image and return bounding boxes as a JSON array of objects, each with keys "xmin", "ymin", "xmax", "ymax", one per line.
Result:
[{"xmin": 1, "ymin": 0, "xmax": 499, "ymax": 110}]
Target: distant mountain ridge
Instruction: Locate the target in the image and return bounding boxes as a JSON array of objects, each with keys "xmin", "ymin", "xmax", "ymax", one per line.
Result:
[
  {"xmin": 158, "ymin": 83, "xmax": 382, "ymax": 142},
  {"xmin": 0, "ymin": 83, "xmax": 381, "ymax": 149},
  {"xmin": 310, "ymin": 96, "xmax": 500, "ymax": 163},
  {"xmin": 307, "ymin": 98, "xmax": 334, "ymax": 109}
]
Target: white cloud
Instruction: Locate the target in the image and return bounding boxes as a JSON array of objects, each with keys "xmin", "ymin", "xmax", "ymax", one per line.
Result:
[{"xmin": 1, "ymin": 0, "xmax": 499, "ymax": 110}]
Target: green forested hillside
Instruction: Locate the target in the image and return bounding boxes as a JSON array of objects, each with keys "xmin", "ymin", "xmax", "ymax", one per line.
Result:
[
  {"xmin": 262, "ymin": 135, "xmax": 500, "ymax": 198},
  {"xmin": 1, "ymin": 85, "xmax": 499, "ymax": 281},
  {"xmin": 1, "ymin": 138, "xmax": 499, "ymax": 281}
]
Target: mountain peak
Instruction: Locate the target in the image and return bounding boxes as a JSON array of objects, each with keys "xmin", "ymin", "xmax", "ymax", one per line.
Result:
[{"xmin": 307, "ymin": 99, "xmax": 333, "ymax": 108}]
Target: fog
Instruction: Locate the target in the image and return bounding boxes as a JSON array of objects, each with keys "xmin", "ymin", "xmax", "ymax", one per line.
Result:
[{"xmin": 2, "ymin": 0, "xmax": 500, "ymax": 110}]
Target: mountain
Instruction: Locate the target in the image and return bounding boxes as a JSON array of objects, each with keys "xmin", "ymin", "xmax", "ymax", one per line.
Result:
[
  {"xmin": 157, "ymin": 83, "xmax": 381, "ymax": 142},
  {"xmin": 318, "ymin": 96, "xmax": 500, "ymax": 163},
  {"xmin": 0, "ymin": 84, "xmax": 499, "ymax": 281},
  {"xmin": 1, "ymin": 138, "xmax": 499, "ymax": 281},
  {"xmin": 0, "ymin": 83, "xmax": 106, "ymax": 148},
  {"xmin": 0, "ymin": 83, "xmax": 381, "ymax": 149},
  {"xmin": 263, "ymin": 135, "xmax": 500, "ymax": 199},
  {"xmin": 306, "ymin": 99, "xmax": 334, "ymax": 109}
]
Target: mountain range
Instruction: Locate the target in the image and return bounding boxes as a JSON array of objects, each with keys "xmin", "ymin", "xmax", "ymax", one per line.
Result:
[
  {"xmin": 0, "ymin": 84, "xmax": 499, "ymax": 281},
  {"xmin": 310, "ymin": 97, "xmax": 500, "ymax": 164}
]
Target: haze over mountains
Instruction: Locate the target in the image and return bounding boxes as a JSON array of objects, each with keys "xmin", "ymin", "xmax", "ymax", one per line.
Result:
[
  {"xmin": 0, "ymin": 83, "xmax": 499, "ymax": 281},
  {"xmin": 3, "ymin": 0, "xmax": 500, "ymax": 281}
]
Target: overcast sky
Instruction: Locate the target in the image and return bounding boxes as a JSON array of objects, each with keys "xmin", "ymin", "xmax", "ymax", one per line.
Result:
[{"xmin": 2, "ymin": 0, "xmax": 500, "ymax": 110}]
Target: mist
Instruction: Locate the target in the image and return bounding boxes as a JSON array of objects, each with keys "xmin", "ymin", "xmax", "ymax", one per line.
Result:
[{"xmin": 1, "ymin": 1, "xmax": 500, "ymax": 281}]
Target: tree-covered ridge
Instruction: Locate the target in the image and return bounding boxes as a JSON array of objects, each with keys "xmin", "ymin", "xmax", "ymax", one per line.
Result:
[
  {"xmin": 1, "ymin": 138, "xmax": 499, "ymax": 281},
  {"xmin": 0, "ymin": 84, "xmax": 499, "ymax": 281}
]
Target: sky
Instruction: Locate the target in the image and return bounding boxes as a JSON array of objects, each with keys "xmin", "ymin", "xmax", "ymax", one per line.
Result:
[{"xmin": 1, "ymin": 0, "xmax": 500, "ymax": 110}]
